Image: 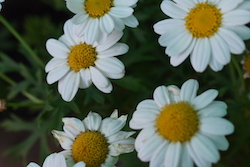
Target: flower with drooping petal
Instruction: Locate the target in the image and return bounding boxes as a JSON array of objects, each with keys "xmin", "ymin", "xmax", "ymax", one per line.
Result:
[
  {"xmin": 130, "ymin": 79, "xmax": 234, "ymax": 167},
  {"xmin": 153, "ymin": 0, "xmax": 250, "ymax": 72},
  {"xmin": 52, "ymin": 110, "xmax": 135, "ymax": 167},
  {"xmin": 27, "ymin": 153, "xmax": 85, "ymax": 167},
  {"xmin": 45, "ymin": 19, "xmax": 128, "ymax": 101},
  {"xmin": 66, "ymin": 0, "xmax": 139, "ymax": 43}
]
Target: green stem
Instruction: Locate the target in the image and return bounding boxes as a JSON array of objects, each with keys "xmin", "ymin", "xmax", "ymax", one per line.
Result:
[
  {"xmin": 0, "ymin": 15, "xmax": 45, "ymax": 68},
  {"xmin": 232, "ymin": 55, "xmax": 246, "ymax": 92},
  {"xmin": 0, "ymin": 72, "xmax": 43, "ymax": 104}
]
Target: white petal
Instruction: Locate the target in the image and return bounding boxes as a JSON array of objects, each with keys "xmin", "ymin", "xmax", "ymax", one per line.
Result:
[
  {"xmin": 191, "ymin": 134, "xmax": 220, "ymax": 163},
  {"xmin": 226, "ymin": 25, "xmax": 250, "ymax": 40},
  {"xmin": 154, "ymin": 19, "xmax": 184, "ymax": 35},
  {"xmin": 218, "ymin": 0, "xmax": 243, "ymax": 13},
  {"xmin": 111, "ymin": 16, "xmax": 125, "ymax": 31},
  {"xmin": 223, "ymin": 10, "xmax": 250, "ymax": 26},
  {"xmin": 198, "ymin": 101, "xmax": 227, "ymax": 118},
  {"xmin": 73, "ymin": 162, "xmax": 86, "ymax": 167},
  {"xmin": 27, "ymin": 163, "xmax": 40, "ymax": 167},
  {"xmin": 136, "ymin": 99, "xmax": 160, "ymax": 111},
  {"xmin": 132, "ymin": 109, "xmax": 158, "ymax": 124},
  {"xmin": 84, "ymin": 112, "xmax": 102, "ymax": 131},
  {"xmin": 190, "ymin": 38, "xmax": 211, "ymax": 72},
  {"xmin": 97, "ymin": 43, "xmax": 129, "ymax": 58},
  {"xmin": 134, "ymin": 127, "xmax": 156, "ymax": 151},
  {"xmin": 129, "ymin": 118, "xmax": 155, "ymax": 130},
  {"xmin": 164, "ymin": 142, "xmax": 182, "ymax": 167},
  {"xmin": 192, "ymin": 89, "xmax": 218, "ymax": 110},
  {"xmin": 90, "ymin": 66, "xmax": 112, "ymax": 93},
  {"xmin": 45, "ymin": 58, "xmax": 67, "ymax": 73},
  {"xmin": 43, "ymin": 153, "xmax": 67, "ymax": 167},
  {"xmin": 138, "ymin": 134, "xmax": 163, "ymax": 162},
  {"xmin": 63, "ymin": 19, "xmax": 80, "ymax": 45},
  {"xmin": 100, "ymin": 115, "xmax": 127, "ymax": 137},
  {"xmin": 209, "ymin": 54, "xmax": 224, "ymax": 72},
  {"xmin": 72, "ymin": 14, "xmax": 88, "ymax": 25},
  {"xmin": 51, "ymin": 130, "xmax": 73, "ymax": 150},
  {"xmin": 46, "ymin": 39, "xmax": 69, "ymax": 58},
  {"xmin": 109, "ymin": 7, "xmax": 133, "ymax": 18},
  {"xmin": 108, "ymin": 131, "xmax": 135, "ymax": 143},
  {"xmin": 153, "ymin": 86, "xmax": 170, "ymax": 108},
  {"xmin": 209, "ymin": 34, "xmax": 231, "ymax": 65},
  {"xmin": 62, "ymin": 117, "xmax": 85, "ymax": 133},
  {"xmin": 186, "ymin": 142, "xmax": 211, "ymax": 167},
  {"xmin": 180, "ymin": 79, "xmax": 199, "ymax": 102},
  {"xmin": 158, "ymin": 26, "xmax": 184, "ymax": 47},
  {"xmin": 100, "ymin": 14, "xmax": 115, "ymax": 34},
  {"xmin": 79, "ymin": 68, "xmax": 92, "ymax": 89},
  {"xmin": 160, "ymin": 0, "xmax": 187, "ymax": 19},
  {"xmin": 60, "ymin": 71, "xmax": 80, "ymax": 102},
  {"xmin": 46, "ymin": 65, "xmax": 70, "ymax": 84},
  {"xmin": 179, "ymin": 144, "xmax": 194, "ymax": 167},
  {"xmin": 109, "ymin": 138, "xmax": 135, "ymax": 156},
  {"xmin": 66, "ymin": 0, "xmax": 84, "ymax": 14},
  {"xmin": 85, "ymin": 18, "xmax": 99, "ymax": 45},
  {"xmin": 218, "ymin": 28, "xmax": 245, "ymax": 54},
  {"xmin": 206, "ymin": 135, "xmax": 229, "ymax": 151},
  {"xmin": 95, "ymin": 57, "xmax": 124, "ymax": 76},
  {"xmin": 121, "ymin": 15, "xmax": 139, "ymax": 28},
  {"xmin": 149, "ymin": 140, "xmax": 168, "ymax": 167},
  {"xmin": 96, "ymin": 30, "xmax": 123, "ymax": 52},
  {"xmin": 166, "ymin": 28, "xmax": 192, "ymax": 56},
  {"xmin": 170, "ymin": 38, "xmax": 196, "ymax": 67},
  {"xmin": 114, "ymin": 0, "xmax": 138, "ymax": 6},
  {"xmin": 200, "ymin": 117, "xmax": 234, "ymax": 135}
]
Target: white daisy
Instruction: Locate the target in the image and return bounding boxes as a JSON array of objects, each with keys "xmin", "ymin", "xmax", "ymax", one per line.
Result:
[
  {"xmin": 27, "ymin": 153, "xmax": 85, "ymax": 167},
  {"xmin": 66, "ymin": 0, "xmax": 139, "ymax": 43},
  {"xmin": 130, "ymin": 79, "xmax": 234, "ymax": 167},
  {"xmin": 52, "ymin": 110, "xmax": 135, "ymax": 167},
  {"xmin": 153, "ymin": 0, "xmax": 250, "ymax": 72},
  {"xmin": 45, "ymin": 19, "xmax": 128, "ymax": 101},
  {"xmin": 0, "ymin": 0, "xmax": 5, "ymax": 11}
]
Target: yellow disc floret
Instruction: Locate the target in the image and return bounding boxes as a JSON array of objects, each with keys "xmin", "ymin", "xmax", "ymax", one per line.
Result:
[
  {"xmin": 68, "ymin": 43, "xmax": 97, "ymax": 72},
  {"xmin": 85, "ymin": 0, "xmax": 113, "ymax": 18},
  {"xmin": 185, "ymin": 2, "xmax": 222, "ymax": 38},
  {"xmin": 71, "ymin": 131, "xmax": 109, "ymax": 167},
  {"xmin": 156, "ymin": 101, "xmax": 199, "ymax": 142}
]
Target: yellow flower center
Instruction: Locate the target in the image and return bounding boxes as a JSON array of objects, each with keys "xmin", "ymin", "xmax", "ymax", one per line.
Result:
[
  {"xmin": 244, "ymin": 54, "xmax": 250, "ymax": 74},
  {"xmin": 156, "ymin": 101, "xmax": 199, "ymax": 142},
  {"xmin": 85, "ymin": 0, "xmax": 113, "ymax": 18},
  {"xmin": 185, "ymin": 2, "xmax": 222, "ymax": 38},
  {"xmin": 68, "ymin": 43, "xmax": 97, "ymax": 72},
  {"xmin": 71, "ymin": 131, "xmax": 109, "ymax": 167}
]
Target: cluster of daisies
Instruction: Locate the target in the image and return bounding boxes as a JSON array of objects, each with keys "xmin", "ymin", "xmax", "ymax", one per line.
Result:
[
  {"xmin": 45, "ymin": 0, "xmax": 139, "ymax": 102},
  {"xmin": 27, "ymin": 0, "xmax": 250, "ymax": 166}
]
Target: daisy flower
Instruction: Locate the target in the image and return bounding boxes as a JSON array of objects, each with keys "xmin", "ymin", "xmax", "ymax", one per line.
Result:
[
  {"xmin": 0, "ymin": 0, "xmax": 5, "ymax": 11},
  {"xmin": 27, "ymin": 153, "xmax": 85, "ymax": 167},
  {"xmin": 153, "ymin": 0, "xmax": 250, "ymax": 72},
  {"xmin": 66, "ymin": 0, "xmax": 139, "ymax": 43},
  {"xmin": 45, "ymin": 20, "xmax": 128, "ymax": 101},
  {"xmin": 130, "ymin": 79, "xmax": 234, "ymax": 167},
  {"xmin": 52, "ymin": 110, "xmax": 135, "ymax": 167}
]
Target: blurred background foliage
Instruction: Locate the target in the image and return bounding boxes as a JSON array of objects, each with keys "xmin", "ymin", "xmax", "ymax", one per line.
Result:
[{"xmin": 0, "ymin": 0, "xmax": 250, "ymax": 166}]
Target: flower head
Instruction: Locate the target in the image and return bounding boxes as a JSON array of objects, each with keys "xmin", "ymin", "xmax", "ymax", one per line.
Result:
[
  {"xmin": 130, "ymin": 79, "xmax": 234, "ymax": 167},
  {"xmin": 52, "ymin": 110, "xmax": 135, "ymax": 167},
  {"xmin": 153, "ymin": 0, "xmax": 250, "ymax": 72},
  {"xmin": 45, "ymin": 20, "xmax": 128, "ymax": 101},
  {"xmin": 27, "ymin": 153, "xmax": 85, "ymax": 167},
  {"xmin": 66, "ymin": 0, "xmax": 139, "ymax": 43}
]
